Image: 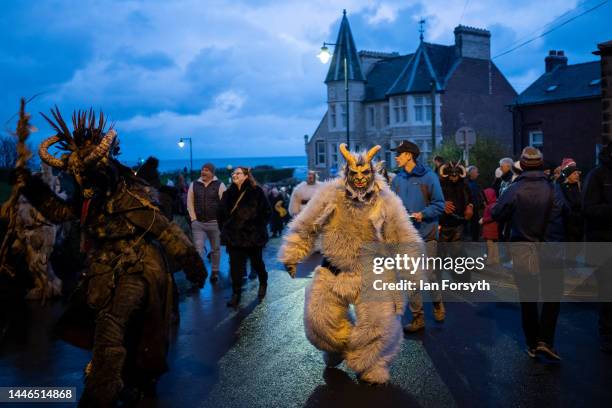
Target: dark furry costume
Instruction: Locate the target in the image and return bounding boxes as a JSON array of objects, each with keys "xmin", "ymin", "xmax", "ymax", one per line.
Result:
[{"xmin": 15, "ymin": 108, "xmax": 207, "ymax": 407}]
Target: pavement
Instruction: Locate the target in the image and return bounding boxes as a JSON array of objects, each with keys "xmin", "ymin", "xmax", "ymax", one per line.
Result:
[{"xmin": 1, "ymin": 237, "xmax": 612, "ymax": 408}]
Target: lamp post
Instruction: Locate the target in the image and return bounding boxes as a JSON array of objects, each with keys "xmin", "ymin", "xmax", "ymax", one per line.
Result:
[
  {"xmin": 178, "ymin": 137, "xmax": 193, "ymax": 179},
  {"xmin": 318, "ymin": 42, "xmax": 350, "ymax": 149}
]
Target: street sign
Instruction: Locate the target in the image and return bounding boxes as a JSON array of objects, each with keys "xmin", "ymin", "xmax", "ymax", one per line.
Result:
[{"xmin": 455, "ymin": 127, "xmax": 476, "ymax": 147}]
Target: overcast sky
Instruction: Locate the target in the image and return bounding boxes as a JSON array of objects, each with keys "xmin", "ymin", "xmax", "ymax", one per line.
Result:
[{"xmin": 1, "ymin": 0, "xmax": 610, "ymax": 160}]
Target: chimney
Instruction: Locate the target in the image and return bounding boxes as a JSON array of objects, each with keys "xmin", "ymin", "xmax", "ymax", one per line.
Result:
[
  {"xmin": 594, "ymin": 41, "xmax": 612, "ymax": 144},
  {"xmin": 545, "ymin": 50, "xmax": 568, "ymax": 73},
  {"xmin": 454, "ymin": 25, "xmax": 491, "ymax": 60}
]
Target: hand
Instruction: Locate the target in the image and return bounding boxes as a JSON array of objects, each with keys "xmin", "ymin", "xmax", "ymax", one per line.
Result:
[
  {"xmin": 478, "ymin": 217, "xmax": 483, "ymax": 225},
  {"xmin": 285, "ymin": 263, "xmax": 297, "ymax": 279},
  {"xmin": 444, "ymin": 201, "xmax": 456, "ymax": 214},
  {"xmin": 184, "ymin": 255, "xmax": 207, "ymax": 288},
  {"xmin": 464, "ymin": 204, "xmax": 474, "ymax": 220},
  {"xmin": 410, "ymin": 212, "xmax": 423, "ymax": 222}
]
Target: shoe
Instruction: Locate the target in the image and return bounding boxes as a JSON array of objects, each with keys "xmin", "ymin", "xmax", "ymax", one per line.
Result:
[
  {"xmin": 433, "ymin": 302, "xmax": 445, "ymax": 322},
  {"xmin": 248, "ymin": 271, "xmax": 257, "ymax": 280},
  {"xmin": 535, "ymin": 342, "xmax": 561, "ymax": 361},
  {"xmin": 257, "ymin": 284, "xmax": 267, "ymax": 299},
  {"xmin": 403, "ymin": 314, "xmax": 425, "ymax": 333},
  {"xmin": 226, "ymin": 293, "xmax": 241, "ymax": 308},
  {"xmin": 210, "ymin": 273, "xmax": 219, "ymax": 284},
  {"xmin": 525, "ymin": 347, "xmax": 536, "ymax": 358},
  {"xmin": 323, "ymin": 351, "xmax": 343, "ymax": 368}
]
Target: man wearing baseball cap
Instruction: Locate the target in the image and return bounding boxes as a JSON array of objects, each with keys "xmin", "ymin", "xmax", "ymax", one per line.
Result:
[{"xmin": 390, "ymin": 140, "xmax": 446, "ymax": 332}]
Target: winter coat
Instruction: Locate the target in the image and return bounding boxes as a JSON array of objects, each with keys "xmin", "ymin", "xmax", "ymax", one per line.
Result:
[
  {"xmin": 390, "ymin": 163, "xmax": 445, "ymax": 241},
  {"xmin": 557, "ymin": 181, "xmax": 584, "ymax": 242},
  {"xmin": 440, "ymin": 179, "xmax": 473, "ymax": 228},
  {"xmin": 491, "ymin": 170, "xmax": 564, "ymax": 242},
  {"xmin": 583, "ymin": 145, "xmax": 612, "ymax": 241},
  {"xmin": 481, "ymin": 188, "xmax": 499, "ymax": 241},
  {"xmin": 493, "ymin": 170, "xmax": 513, "ymax": 197},
  {"xmin": 217, "ymin": 182, "xmax": 271, "ymax": 248}
]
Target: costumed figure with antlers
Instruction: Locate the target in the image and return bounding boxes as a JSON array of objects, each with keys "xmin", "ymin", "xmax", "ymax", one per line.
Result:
[
  {"xmin": 279, "ymin": 144, "xmax": 423, "ymax": 384},
  {"xmin": 438, "ymin": 161, "xmax": 474, "ymax": 280},
  {"xmin": 10, "ymin": 108, "xmax": 207, "ymax": 407}
]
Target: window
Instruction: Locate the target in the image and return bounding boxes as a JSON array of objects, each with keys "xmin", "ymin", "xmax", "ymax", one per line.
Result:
[
  {"xmin": 367, "ymin": 106, "xmax": 375, "ymax": 129},
  {"xmin": 330, "ymin": 143, "xmax": 338, "ymax": 167},
  {"xmin": 414, "ymin": 95, "xmax": 433, "ymax": 122},
  {"xmin": 529, "ymin": 131, "xmax": 544, "ymax": 149},
  {"xmin": 383, "ymin": 105, "xmax": 390, "ymax": 127},
  {"xmin": 545, "ymin": 85, "xmax": 558, "ymax": 92},
  {"xmin": 391, "ymin": 96, "xmax": 408, "ymax": 124},
  {"xmin": 590, "ymin": 79, "xmax": 601, "ymax": 86},
  {"xmin": 315, "ymin": 141, "xmax": 326, "ymax": 165},
  {"xmin": 329, "ymin": 105, "xmax": 337, "ymax": 128}
]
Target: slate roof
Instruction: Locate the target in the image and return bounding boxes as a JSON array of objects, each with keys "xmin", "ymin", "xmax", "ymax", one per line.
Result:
[
  {"xmin": 325, "ymin": 11, "xmax": 365, "ymax": 83},
  {"xmin": 363, "ymin": 42, "xmax": 460, "ymax": 102},
  {"xmin": 514, "ymin": 61, "xmax": 601, "ymax": 106}
]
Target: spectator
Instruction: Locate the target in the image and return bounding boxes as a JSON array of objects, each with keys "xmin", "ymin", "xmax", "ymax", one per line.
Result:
[
  {"xmin": 268, "ymin": 187, "xmax": 288, "ymax": 238},
  {"xmin": 493, "ymin": 157, "xmax": 514, "ymax": 197},
  {"xmin": 433, "ymin": 155, "xmax": 445, "ymax": 172},
  {"xmin": 492, "ymin": 147, "xmax": 564, "ymax": 361},
  {"xmin": 438, "ymin": 162, "xmax": 474, "ymax": 281},
  {"xmin": 137, "ymin": 156, "xmax": 174, "ymax": 219},
  {"xmin": 188, "ymin": 163, "xmax": 226, "ymax": 283},
  {"xmin": 557, "ymin": 158, "xmax": 583, "ymax": 243},
  {"xmin": 218, "ymin": 167, "xmax": 271, "ymax": 307},
  {"xmin": 582, "ymin": 145, "xmax": 612, "ymax": 353},
  {"xmin": 390, "ymin": 140, "xmax": 445, "ymax": 333},
  {"xmin": 466, "ymin": 165, "xmax": 484, "ymax": 241},
  {"xmin": 289, "ymin": 170, "xmax": 321, "ymax": 216},
  {"xmin": 480, "ymin": 188, "xmax": 500, "ymax": 266}
]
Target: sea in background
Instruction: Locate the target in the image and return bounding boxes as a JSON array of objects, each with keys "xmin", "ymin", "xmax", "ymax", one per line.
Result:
[{"xmin": 127, "ymin": 156, "xmax": 308, "ymax": 180}]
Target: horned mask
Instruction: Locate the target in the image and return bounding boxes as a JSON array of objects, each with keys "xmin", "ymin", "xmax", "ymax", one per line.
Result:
[
  {"xmin": 38, "ymin": 107, "xmax": 117, "ymax": 193},
  {"xmin": 439, "ymin": 161, "xmax": 467, "ymax": 182},
  {"xmin": 340, "ymin": 143, "xmax": 381, "ymax": 202}
]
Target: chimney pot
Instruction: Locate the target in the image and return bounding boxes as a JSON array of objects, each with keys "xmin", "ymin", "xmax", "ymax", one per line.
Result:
[
  {"xmin": 558, "ymin": 50, "xmax": 565, "ymax": 56},
  {"xmin": 549, "ymin": 50, "xmax": 557, "ymax": 56}
]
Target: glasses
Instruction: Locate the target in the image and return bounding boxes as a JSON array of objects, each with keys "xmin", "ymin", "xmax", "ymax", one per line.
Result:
[{"xmin": 232, "ymin": 171, "xmax": 244, "ymax": 176}]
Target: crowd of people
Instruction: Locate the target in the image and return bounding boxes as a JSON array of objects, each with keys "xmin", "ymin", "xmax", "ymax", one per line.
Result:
[
  {"xmin": 389, "ymin": 139, "xmax": 612, "ymax": 361},
  {"xmin": 5, "ymin": 104, "xmax": 612, "ymax": 402}
]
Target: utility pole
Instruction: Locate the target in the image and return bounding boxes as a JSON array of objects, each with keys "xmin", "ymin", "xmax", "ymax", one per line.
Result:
[{"xmin": 430, "ymin": 79, "xmax": 436, "ymax": 153}]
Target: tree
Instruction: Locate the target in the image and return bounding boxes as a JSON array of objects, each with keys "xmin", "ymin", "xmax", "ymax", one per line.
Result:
[{"xmin": 432, "ymin": 136, "xmax": 511, "ymax": 187}]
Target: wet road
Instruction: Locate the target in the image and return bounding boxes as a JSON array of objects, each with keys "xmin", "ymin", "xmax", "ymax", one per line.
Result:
[{"xmin": 1, "ymin": 237, "xmax": 612, "ymax": 407}]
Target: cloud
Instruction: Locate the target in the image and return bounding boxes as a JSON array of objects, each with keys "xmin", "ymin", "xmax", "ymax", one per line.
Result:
[{"xmin": 1, "ymin": 0, "xmax": 607, "ymax": 160}]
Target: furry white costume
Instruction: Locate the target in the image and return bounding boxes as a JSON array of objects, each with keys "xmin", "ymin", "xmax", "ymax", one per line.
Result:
[{"xmin": 279, "ymin": 144, "xmax": 423, "ymax": 384}]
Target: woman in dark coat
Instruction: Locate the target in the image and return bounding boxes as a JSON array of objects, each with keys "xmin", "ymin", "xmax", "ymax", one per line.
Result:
[{"xmin": 218, "ymin": 167, "xmax": 271, "ymax": 307}]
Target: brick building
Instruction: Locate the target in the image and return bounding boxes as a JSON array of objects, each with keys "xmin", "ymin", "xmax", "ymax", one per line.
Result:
[
  {"xmin": 512, "ymin": 50, "xmax": 603, "ymax": 169},
  {"xmin": 306, "ymin": 11, "xmax": 517, "ymax": 177}
]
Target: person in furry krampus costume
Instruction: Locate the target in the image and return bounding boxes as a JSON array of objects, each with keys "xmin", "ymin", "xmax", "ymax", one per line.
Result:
[{"xmin": 279, "ymin": 144, "xmax": 423, "ymax": 384}]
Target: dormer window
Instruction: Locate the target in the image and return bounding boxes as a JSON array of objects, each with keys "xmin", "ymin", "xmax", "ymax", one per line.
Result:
[{"xmin": 545, "ymin": 85, "xmax": 558, "ymax": 92}]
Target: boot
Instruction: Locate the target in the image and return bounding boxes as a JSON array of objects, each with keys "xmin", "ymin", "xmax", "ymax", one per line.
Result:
[
  {"xmin": 403, "ymin": 314, "xmax": 425, "ymax": 333},
  {"xmin": 226, "ymin": 293, "xmax": 241, "ymax": 308},
  {"xmin": 323, "ymin": 351, "xmax": 343, "ymax": 368},
  {"xmin": 79, "ymin": 346, "xmax": 126, "ymax": 407},
  {"xmin": 257, "ymin": 284, "xmax": 267, "ymax": 300},
  {"xmin": 433, "ymin": 302, "xmax": 446, "ymax": 322}
]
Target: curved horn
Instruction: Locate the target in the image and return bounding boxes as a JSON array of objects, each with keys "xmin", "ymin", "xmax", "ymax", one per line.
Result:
[
  {"xmin": 39, "ymin": 136, "xmax": 66, "ymax": 169},
  {"xmin": 459, "ymin": 164, "xmax": 467, "ymax": 178},
  {"xmin": 339, "ymin": 143, "xmax": 356, "ymax": 167},
  {"xmin": 365, "ymin": 145, "xmax": 381, "ymax": 162},
  {"xmin": 439, "ymin": 163, "xmax": 448, "ymax": 178},
  {"xmin": 84, "ymin": 129, "xmax": 117, "ymax": 165}
]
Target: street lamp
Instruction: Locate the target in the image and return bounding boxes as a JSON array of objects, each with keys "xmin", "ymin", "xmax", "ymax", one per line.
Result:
[
  {"xmin": 178, "ymin": 137, "xmax": 193, "ymax": 179},
  {"xmin": 318, "ymin": 42, "xmax": 350, "ymax": 149}
]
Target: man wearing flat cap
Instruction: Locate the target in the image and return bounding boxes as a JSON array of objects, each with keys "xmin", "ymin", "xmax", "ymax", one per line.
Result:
[{"xmin": 390, "ymin": 140, "xmax": 446, "ymax": 333}]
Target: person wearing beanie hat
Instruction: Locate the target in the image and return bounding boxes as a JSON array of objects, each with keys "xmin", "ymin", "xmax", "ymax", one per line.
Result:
[
  {"xmin": 492, "ymin": 147, "xmax": 565, "ymax": 360},
  {"xmin": 519, "ymin": 146, "xmax": 544, "ymax": 171},
  {"xmin": 187, "ymin": 163, "xmax": 227, "ymax": 283},
  {"xmin": 556, "ymin": 158, "xmax": 583, "ymax": 243}
]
